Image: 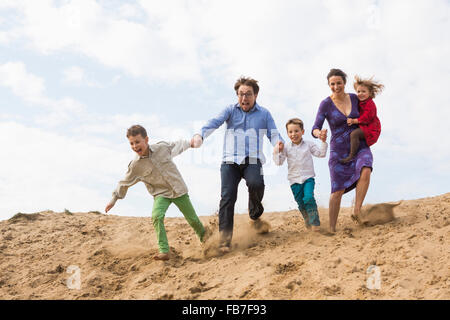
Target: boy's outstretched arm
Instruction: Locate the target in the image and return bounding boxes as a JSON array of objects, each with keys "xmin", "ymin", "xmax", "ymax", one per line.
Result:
[
  {"xmin": 167, "ymin": 140, "xmax": 191, "ymax": 158},
  {"xmin": 105, "ymin": 162, "xmax": 139, "ymax": 213},
  {"xmin": 105, "ymin": 202, "xmax": 115, "ymax": 213}
]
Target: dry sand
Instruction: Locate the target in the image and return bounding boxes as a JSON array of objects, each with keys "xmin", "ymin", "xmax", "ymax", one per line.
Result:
[{"xmin": 0, "ymin": 193, "xmax": 449, "ymax": 300}]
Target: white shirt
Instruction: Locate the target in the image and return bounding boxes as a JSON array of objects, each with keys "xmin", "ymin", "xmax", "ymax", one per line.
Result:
[{"xmin": 273, "ymin": 139, "xmax": 328, "ymax": 185}]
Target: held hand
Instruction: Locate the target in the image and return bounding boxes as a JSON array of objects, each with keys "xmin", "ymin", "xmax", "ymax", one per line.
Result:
[
  {"xmin": 190, "ymin": 134, "xmax": 203, "ymax": 148},
  {"xmin": 319, "ymin": 129, "xmax": 327, "ymax": 142},
  {"xmin": 274, "ymin": 141, "xmax": 284, "ymax": 153},
  {"xmin": 347, "ymin": 118, "xmax": 353, "ymax": 126},
  {"xmin": 105, "ymin": 202, "xmax": 114, "ymax": 213}
]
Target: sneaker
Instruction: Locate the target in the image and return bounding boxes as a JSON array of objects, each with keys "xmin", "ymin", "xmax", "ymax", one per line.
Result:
[
  {"xmin": 251, "ymin": 218, "xmax": 270, "ymax": 234},
  {"xmin": 201, "ymin": 225, "xmax": 212, "ymax": 243},
  {"xmin": 219, "ymin": 246, "xmax": 230, "ymax": 254},
  {"xmin": 219, "ymin": 231, "xmax": 232, "ymax": 248}
]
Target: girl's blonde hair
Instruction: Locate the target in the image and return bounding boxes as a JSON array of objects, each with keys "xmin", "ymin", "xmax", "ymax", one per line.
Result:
[{"xmin": 353, "ymin": 75, "xmax": 384, "ymax": 98}]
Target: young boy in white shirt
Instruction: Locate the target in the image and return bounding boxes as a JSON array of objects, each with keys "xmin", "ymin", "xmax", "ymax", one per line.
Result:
[
  {"xmin": 273, "ymin": 118, "xmax": 328, "ymax": 232},
  {"xmin": 105, "ymin": 125, "xmax": 207, "ymax": 260}
]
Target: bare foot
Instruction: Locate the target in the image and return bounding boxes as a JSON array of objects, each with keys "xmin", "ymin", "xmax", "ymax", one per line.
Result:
[
  {"xmin": 311, "ymin": 226, "xmax": 321, "ymax": 232},
  {"xmin": 321, "ymin": 229, "xmax": 336, "ymax": 236},
  {"xmin": 351, "ymin": 214, "xmax": 362, "ymax": 225},
  {"xmin": 154, "ymin": 252, "xmax": 169, "ymax": 261},
  {"xmin": 321, "ymin": 226, "xmax": 336, "ymax": 236}
]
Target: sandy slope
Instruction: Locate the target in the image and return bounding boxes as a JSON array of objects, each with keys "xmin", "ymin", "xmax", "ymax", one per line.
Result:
[{"xmin": 0, "ymin": 193, "xmax": 449, "ymax": 300}]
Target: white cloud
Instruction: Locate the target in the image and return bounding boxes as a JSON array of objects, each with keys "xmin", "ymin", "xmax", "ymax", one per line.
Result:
[
  {"xmin": 62, "ymin": 65, "xmax": 85, "ymax": 85},
  {"xmin": 62, "ymin": 65, "xmax": 104, "ymax": 88},
  {"xmin": 0, "ymin": 30, "xmax": 11, "ymax": 44},
  {"xmin": 0, "ymin": 61, "xmax": 87, "ymax": 126},
  {"xmin": 118, "ymin": 3, "xmax": 145, "ymax": 20},
  {"xmin": 0, "ymin": 113, "xmax": 23, "ymax": 121},
  {"xmin": 0, "ymin": 61, "xmax": 46, "ymax": 104},
  {"xmin": 2, "ymin": 0, "xmax": 204, "ymax": 82}
]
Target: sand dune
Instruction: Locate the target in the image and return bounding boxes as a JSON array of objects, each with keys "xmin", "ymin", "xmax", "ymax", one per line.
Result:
[{"xmin": 0, "ymin": 193, "xmax": 449, "ymax": 300}]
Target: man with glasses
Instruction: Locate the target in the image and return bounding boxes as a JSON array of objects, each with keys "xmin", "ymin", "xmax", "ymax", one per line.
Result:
[{"xmin": 192, "ymin": 77, "xmax": 284, "ymax": 253}]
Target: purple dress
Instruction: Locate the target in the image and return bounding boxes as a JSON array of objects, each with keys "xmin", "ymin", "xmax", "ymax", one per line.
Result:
[{"xmin": 312, "ymin": 93, "xmax": 373, "ymax": 194}]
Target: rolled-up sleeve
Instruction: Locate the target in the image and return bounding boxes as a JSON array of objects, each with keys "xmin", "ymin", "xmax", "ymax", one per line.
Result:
[
  {"xmin": 273, "ymin": 148, "xmax": 287, "ymax": 166},
  {"xmin": 309, "ymin": 141, "xmax": 328, "ymax": 158}
]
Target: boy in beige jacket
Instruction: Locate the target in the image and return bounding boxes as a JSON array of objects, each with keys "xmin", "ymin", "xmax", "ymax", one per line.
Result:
[{"xmin": 105, "ymin": 125, "xmax": 206, "ymax": 260}]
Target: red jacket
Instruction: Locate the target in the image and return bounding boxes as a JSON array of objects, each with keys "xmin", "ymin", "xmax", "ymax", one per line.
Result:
[{"xmin": 358, "ymin": 98, "xmax": 381, "ymax": 146}]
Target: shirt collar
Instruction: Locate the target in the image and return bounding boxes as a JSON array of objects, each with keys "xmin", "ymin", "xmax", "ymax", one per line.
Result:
[
  {"xmin": 138, "ymin": 145, "xmax": 153, "ymax": 159},
  {"xmin": 289, "ymin": 139, "xmax": 304, "ymax": 147},
  {"xmin": 234, "ymin": 102, "xmax": 260, "ymax": 112}
]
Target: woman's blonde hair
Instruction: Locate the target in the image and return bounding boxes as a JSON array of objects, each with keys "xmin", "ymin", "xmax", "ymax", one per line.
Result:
[{"xmin": 353, "ymin": 75, "xmax": 384, "ymax": 98}]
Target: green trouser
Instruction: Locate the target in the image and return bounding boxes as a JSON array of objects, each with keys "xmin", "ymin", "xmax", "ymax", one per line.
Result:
[{"xmin": 152, "ymin": 194, "xmax": 205, "ymax": 253}]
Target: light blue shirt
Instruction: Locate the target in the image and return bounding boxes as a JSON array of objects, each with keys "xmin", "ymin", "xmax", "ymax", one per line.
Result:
[{"xmin": 201, "ymin": 103, "xmax": 284, "ymax": 164}]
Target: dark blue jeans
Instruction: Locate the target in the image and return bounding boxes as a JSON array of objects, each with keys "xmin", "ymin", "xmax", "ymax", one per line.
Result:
[{"xmin": 219, "ymin": 158, "xmax": 265, "ymax": 247}]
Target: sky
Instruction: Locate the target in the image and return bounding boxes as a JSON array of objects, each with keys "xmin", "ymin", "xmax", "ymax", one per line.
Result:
[{"xmin": 0, "ymin": 0, "xmax": 449, "ymax": 221}]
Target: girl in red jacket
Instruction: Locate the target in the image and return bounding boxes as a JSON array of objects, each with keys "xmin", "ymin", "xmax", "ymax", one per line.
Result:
[{"xmin": 340, "ymin": 76, "xmax": 384, "ymax": 164}]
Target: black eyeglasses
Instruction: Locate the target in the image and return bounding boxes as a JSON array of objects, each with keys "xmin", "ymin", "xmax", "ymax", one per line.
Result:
[{"xmin": 237, "ymin": 92, "xmax": 254, "ymax": 97}]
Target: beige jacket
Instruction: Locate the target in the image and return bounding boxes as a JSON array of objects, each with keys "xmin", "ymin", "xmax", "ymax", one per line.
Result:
[{"xmin": 110, "ymin": 140, "xmax": 191, "ymax": 204}]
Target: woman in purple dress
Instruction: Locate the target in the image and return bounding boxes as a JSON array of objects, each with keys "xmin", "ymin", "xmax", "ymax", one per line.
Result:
[{"xmin": 312, "ymin": 69, "xmax": 373, "ymax": 233}]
